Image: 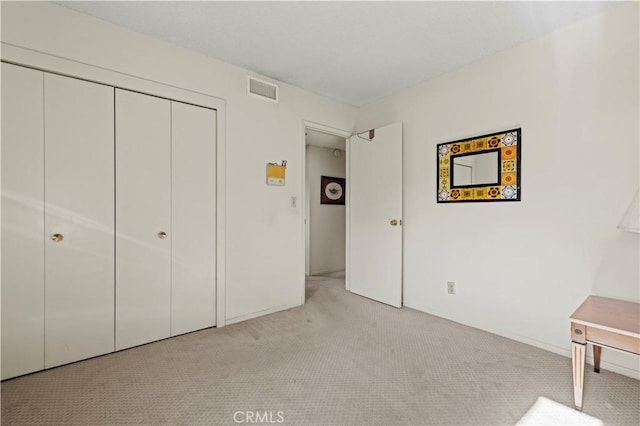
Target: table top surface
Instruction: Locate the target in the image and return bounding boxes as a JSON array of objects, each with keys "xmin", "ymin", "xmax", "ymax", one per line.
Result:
[{"xmin": 570, "ymin": 295, "xmax": 640, "ymax": 335}]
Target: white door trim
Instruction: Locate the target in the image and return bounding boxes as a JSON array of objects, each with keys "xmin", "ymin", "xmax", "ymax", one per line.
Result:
[
  {"xmin": 301, "ymin": 121, "xmax": 352, "ymax": 301},
  {"xmin": 1, "ymin": 43, "xmax": 228, "ymax": 328}
]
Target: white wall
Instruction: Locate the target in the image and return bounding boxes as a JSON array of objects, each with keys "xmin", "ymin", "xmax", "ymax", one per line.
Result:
[
  {"xmin": 306, "ymin": 145, "xmax": 346, "ymax": 275},
  {"xmin": 1, "ymin": 2, "xmax": 357, "ymax": 324},
  {"xmin": 356, "ymin": 4, "xmax": 640, "ymax": 378}
]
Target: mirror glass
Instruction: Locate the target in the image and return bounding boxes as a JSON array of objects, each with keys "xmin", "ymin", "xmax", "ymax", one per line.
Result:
[{"xmin": 452, "ymin": 151, "xmax": 498, "ymax": 187}]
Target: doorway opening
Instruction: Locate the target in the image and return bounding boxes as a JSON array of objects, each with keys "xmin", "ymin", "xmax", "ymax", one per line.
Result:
[
  {"xmin": 302, "ymin": 121, "xmax": 403, "ymax": 308},
  {"xmin": 303, "ymin": 123, "xmax": 350, "ymax": 300}
]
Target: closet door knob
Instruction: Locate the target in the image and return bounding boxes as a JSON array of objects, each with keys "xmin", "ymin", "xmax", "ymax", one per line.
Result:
[
  {"xmin": 51, "ymin": 233, "xmax": 64, "ymax": 242},
  {"xmin": 157, "ymin": 231, "xmax": 167, "ymax": 239}
]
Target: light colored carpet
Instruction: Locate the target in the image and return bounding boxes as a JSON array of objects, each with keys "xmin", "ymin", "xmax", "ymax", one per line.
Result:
[
  {"xmin": 316, "ymin": 270, "xmax": 346, "ymax": 278},
  {"xmin": 2, "ymin": 276, "xmax": 639, "ymax": 425}
]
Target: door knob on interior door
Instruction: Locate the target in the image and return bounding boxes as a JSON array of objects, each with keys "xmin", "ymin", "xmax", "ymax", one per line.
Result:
[
  {"xmin": 51, "ymin": 233, "xmax": 64, "ymax": 242},
  {"xmin": 157, "ymin": 231, "xmax": 167, "ymax": 239},
  {"xmin": 390, "ymin": 219, "xmax": 398, "ymax": 226}
]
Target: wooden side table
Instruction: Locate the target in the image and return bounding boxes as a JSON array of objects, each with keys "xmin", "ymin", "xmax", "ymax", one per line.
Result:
[{"xmin": 570, "ymin": 295, "xmax": 640, "ymax": 410}]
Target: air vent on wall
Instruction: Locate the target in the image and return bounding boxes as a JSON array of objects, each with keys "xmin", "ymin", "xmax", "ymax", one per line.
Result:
[{"xmin": 248, "ymin": 77, "xmax": 278, "ymax": 103}]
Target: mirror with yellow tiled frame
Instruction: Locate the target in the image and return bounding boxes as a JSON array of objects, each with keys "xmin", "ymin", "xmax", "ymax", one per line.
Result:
[{"xmin": 437, "ymin": 128, "xmax": 521, "ymax": 203}]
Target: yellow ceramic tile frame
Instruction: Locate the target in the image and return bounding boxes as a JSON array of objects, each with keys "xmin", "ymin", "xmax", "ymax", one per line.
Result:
[{"xmin": 437, "ymin": 128, "xmax": 521, "ymax": 203}]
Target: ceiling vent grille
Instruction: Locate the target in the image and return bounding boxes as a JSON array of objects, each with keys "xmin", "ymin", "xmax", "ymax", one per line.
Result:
[{"xmin": 248, "ymin": 77, "xmax": 278, "ymax": 103}]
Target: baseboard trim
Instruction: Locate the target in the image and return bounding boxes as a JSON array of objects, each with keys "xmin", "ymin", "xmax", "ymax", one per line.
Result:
[
  {"xmin": 225, "ymin": 302, "xmax": 302, "ymax": 325},
  {"xmin": 308, "ymin": 269, "xmax": 346, "ymax": 276},
  {"xmin": 403, "ymin": 303, "xmax": 640, "ymax": 380}
]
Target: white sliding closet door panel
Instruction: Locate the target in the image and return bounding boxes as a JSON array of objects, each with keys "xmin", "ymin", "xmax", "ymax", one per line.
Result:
[
  {"xmin": 116, "ymin": 89, "xmax": 171, "ymax": 350},
  {"xmin": 171, "ymin": 102, "xmax": 217, "ymax": 336},
  {"xmin": 44, "ymin": 73, "xmax": 115, "ymax": 368},
  {"xmin": 1, "ymin": 63, "xmax": 45, "ymax": 379}
]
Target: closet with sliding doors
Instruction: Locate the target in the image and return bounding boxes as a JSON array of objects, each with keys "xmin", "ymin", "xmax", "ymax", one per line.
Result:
[{"xmin": 1, "ymin": 62, "xmax": 217, "ymax": 380}]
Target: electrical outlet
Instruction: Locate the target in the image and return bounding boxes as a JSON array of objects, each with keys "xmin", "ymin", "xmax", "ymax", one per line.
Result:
[{"xmin": 447, "ymin": 281, "xmax": 456, "ymax": 295}]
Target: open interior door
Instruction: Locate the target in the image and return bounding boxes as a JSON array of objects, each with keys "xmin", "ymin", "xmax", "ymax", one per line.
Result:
[{"xmin": 348, "ymin": 122, "xmax": 402, "ymax": 307}]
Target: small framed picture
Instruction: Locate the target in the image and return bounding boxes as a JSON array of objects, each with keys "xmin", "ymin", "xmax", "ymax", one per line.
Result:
[{"xmin": 321, "ymin": 176, "xmax": 346, "ymax": 205}]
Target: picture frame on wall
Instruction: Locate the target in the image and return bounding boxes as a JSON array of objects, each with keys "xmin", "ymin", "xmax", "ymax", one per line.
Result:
[
  {"xmin": 321, "ymin": 176, "xmax": 346, "ymax": 205},
  {"xmin": 436, "ymin": 128, "xmax": 521, "ymax": 203}
]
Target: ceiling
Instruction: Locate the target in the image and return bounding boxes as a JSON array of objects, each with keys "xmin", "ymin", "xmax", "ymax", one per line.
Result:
[
  {"xmin": 59, "ymin": 1, "xmax": 621, "ymax": 107},
  {"xmin": 306, "ymin": 129, "xmax": 346, "ymax": 151}
]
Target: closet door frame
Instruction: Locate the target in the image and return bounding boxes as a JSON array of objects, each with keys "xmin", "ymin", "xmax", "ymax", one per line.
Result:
[{"xmin": 1, "ymin": 47, "xmax": 227, "ymax": 328}]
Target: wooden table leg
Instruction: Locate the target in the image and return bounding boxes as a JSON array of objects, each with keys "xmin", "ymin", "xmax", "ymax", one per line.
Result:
[
  {"xmin": 593, "ymin": 345, "xmax": 602, "ymax": 373},
  {"xmin": 572, "ymin": 342, "xmax": 586, "ymax": 410}
]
